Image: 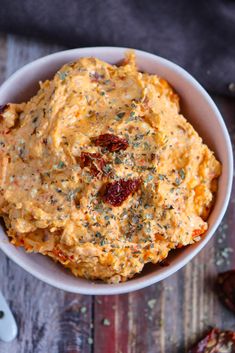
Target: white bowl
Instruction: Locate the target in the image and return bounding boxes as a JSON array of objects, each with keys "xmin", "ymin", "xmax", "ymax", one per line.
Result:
[{"xmin": 0, "ymin": 47, "xmax": 233, "ymax": 295}]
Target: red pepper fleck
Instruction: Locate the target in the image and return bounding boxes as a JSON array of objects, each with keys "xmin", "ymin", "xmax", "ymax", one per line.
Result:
[
  {"xmin": 102, "ymin": 178, "xmax": 141, "ymax": 206},
  {"xmin": 92, "ymin": 133, "xmax": 128, "ymax": 152},
  {"xmin": 188, "ymin": 328, "xmax": 235, "ymax": 353},
  {"xmin": 53, "ymin": 248, "xmax": 68, "ymax": 262},
  {"xmin": 192, "ymin": 228, "xmax": 204, "ymax": 237},
  {"xmin": 80, "ymin": 152, "xmax": 109, "ymax": 178},
  {"xmin": 217, "ymin": 270, "xmax": 235, "ymax": 313}
]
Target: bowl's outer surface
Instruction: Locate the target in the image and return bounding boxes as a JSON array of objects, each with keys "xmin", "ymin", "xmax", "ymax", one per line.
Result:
[{"xmin": 0, "ymin": 47, "xmax": 233, "ymax": 295}]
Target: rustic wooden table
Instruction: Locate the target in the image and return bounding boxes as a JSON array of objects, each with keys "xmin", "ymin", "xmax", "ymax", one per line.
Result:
[{"xmin": 0, "ymin": 34, "xmax": 234, "ymax": 353}]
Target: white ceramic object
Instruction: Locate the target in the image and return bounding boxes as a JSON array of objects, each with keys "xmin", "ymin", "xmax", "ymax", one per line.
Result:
[
  {"xmin": 0, "ymin": 292, "xmax": 17, "ymax": 342},
  {"xmin": 0, "ymin": 47, "xmax": 233, "ymax": 295}
]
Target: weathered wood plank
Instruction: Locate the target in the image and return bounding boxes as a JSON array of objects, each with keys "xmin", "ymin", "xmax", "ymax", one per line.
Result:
[
  {"xmin": 0, "ymin": 34, "xmax": 93, "ymax": 353},
  {"xmin": 213, "ymin": 96, "xmax": 235, "ymax": 335},
  {"xmin": 94, "ymin": 295, "xmax": 130, "ymax": 353}
]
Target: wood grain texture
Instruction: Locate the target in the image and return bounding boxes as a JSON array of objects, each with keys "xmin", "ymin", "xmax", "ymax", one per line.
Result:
[{"xmin": 0, "ymin": 34, "xmax": 234, "ymax": 353}]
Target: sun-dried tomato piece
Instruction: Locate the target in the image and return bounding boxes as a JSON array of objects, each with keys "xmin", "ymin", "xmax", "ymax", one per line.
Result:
[
  {"xmin": 0, "ymin": 104, "xmax": 9, "ymax": 115},
  {"xmin": 92, "ymin": 133, "xmax": 128, "ymax": 152},
  {"xmin": 80, "ymin": 152, "xmax": 109, "ymax": 178},
  {"xmin": 102, "ymin": 178, "xmax": 141, "ymax": 206},
  {"xmin": 188, "ymin": 328, "xmax": 235, "ymax": 353},
  {"xmin": 217, "ymin": 270, "xmax": 235, "ymax": 314}
]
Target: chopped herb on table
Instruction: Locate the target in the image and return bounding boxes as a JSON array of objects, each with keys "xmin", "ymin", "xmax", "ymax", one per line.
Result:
[
  {"xmin": 87, "ymin": 337, "xmax": 93, "ymax": 345},
  {"xmin": 102, "ymin": 318, "xmax": 111, "ymax": 326},
  {"xmin": 80, "ymin": 306, "xmax": 87, "ymax": 314},
  {"xmin": 147, "ymin": 299, "xmax": 156, "ymax": 310}
]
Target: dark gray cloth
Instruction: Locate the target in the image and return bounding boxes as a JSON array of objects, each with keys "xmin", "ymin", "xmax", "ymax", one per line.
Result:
[{"xmin": 0, "ymin": 0, "xmax": 235, "ymax": 96}]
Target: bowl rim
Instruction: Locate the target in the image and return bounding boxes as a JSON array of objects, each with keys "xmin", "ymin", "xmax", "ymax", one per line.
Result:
[{"xmin": 0, "ymin": 46, "xmax": 233, "ymax": 295}]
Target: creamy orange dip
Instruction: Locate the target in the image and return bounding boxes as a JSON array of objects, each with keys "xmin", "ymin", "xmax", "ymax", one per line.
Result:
[{"xmin": 0, "ymin": 53, "xmax": 221, "ymax": 283}]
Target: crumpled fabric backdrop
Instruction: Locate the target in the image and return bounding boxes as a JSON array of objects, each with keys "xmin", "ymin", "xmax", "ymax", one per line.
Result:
[{"xmin": 0, "ymin": 0, "xmax": 234, "ymax": 96}]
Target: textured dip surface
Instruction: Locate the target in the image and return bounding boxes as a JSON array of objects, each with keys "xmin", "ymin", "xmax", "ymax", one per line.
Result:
[{"xmin": 0, "ymin": 53, "xmax": 221, "ymax": 283}]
